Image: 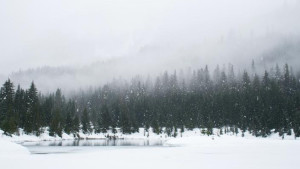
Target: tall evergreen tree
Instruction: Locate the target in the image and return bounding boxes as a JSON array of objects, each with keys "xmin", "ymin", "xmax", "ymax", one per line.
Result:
[
  {"xmin": 26, "ymin": 82, "xmax": 41, "ymax": 135},
  {"xmin": 14, "ymin": 85, "xmax": 26, "ymax": 128},
  {"xmin": 100, "ymin": 104, "xmax": 111, "ymax": 133},
  {"xmin": 81, "ymin": 108, "xmax": 91, "ymax": 133},
  {"xmin": 0, "ymin": 79, "xmax": 16, "ymax": 134},
  {"xmin": 49, "ymin": 108, "xmax": 62, "ymax": 137}
]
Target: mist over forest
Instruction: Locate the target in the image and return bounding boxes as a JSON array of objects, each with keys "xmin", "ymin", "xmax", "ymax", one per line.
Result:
[
  {"xmin": 6, "ymin": 35, "xmax": 300, "ymax": 94},
  {"xmin": 1, "ymin": 0, "xmax": 300, "ymax": 93}
]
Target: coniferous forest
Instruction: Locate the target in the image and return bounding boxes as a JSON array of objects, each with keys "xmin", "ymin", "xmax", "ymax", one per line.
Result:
[{"xmin": 0, "ymin": 63, "xmax": 300, "ymax": 138}]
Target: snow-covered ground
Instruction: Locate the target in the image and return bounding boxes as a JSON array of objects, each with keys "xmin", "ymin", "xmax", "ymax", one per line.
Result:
[
  {"xmin": 1, "ymin": 128, "xmax": 300, "ymax": 169},
  {"xmin": 0, "ymin": 128, "xmax": 167, "ymax": 143}
]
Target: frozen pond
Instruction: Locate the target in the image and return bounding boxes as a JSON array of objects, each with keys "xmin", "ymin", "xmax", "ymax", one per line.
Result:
[
  {"xmin": 20, "ymin": 139, "xmax": 166, "ymax": 154},
  {"xmin": 5, "ymin": 137, "xmax": 300, "ymax": 169}
]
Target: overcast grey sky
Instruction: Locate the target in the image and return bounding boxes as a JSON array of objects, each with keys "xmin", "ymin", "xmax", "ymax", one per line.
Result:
[{"xmin": 1, "ymin": 0, "xmax": 300, "ymax": 78}]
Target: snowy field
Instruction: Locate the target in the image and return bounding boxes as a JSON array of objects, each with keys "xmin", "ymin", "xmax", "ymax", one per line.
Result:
[{"xmin": 1, "ymin": 129, "xmax": 300, "ymax": 169}]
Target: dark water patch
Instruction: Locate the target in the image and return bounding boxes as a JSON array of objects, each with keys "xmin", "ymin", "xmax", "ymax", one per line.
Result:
[{"xmin": 21, "ymin": 139, "xmax": 167, "ymax": 154}]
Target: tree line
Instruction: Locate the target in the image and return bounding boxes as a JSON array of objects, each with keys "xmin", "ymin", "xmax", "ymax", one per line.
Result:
[{"xmin": 0, "ymin": 63, "xmax": 300, "ymax": 138}]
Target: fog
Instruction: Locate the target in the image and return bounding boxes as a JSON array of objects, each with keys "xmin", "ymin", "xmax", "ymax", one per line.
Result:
[{"xmin": 1, "ymin": 0, "xmax": 300, "ymax": 93}]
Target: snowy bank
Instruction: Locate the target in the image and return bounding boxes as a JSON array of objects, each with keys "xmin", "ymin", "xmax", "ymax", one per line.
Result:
[
  {"xmin": 0, "ymin": 129, "xmax": 73, "ymax": 143},
  {"xmin": 165, "ymin": 128, "xmax": 299, "ymax": 147},
  {"xmin": 1, "ymin": 127, "xmax": 300, "ymax": 169},
  {"xmin": 0, "ymin": 128, "xmax": 167, "ymax": 143},
  {"xmin": 0, "ymin": 139, "xmax": 29, "ymax": 156},
  {"xmin": 1, "ymin": 133, "xmax": 300, "ymax": 169},
  {"xmin": 0, "ymin": 127, "xmax": 298, "ymax": 144}
]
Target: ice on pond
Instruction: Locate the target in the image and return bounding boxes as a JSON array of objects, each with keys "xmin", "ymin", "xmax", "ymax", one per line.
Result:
[{"xmin": 21, "ymin": 139, "xmax": 166, "ymax": 154}]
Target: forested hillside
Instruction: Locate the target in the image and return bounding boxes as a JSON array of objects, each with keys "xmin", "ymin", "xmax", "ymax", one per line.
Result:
[{"xmin": 1, "ymin": 63, "xmax": 300, "ymax": 138}]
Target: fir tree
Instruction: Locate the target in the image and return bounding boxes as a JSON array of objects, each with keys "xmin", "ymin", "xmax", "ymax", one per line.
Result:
[
  {"xmin": 49, "ymin": 108, "xmax": 62, "ymax": 137},
  {"xmin": 27, "ymin": 82, "xmax": 41, "ymax": 135},
  {"xmin": 81, "ymin": 108, "xmax": 91, "ymax": 133},
  {"xmin": 73, "ymin": 114, "xmax": 80, "ymax": 133},
  {"xmin": 100, "ymin": 104, "xmax": 111, "ymax": 133},
  {"xmin": 0, "ymin": 79, "xmax": 16, "ymax": 134}
]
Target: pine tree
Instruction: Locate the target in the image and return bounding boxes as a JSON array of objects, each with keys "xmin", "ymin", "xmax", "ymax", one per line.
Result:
[
  {"xmin": 49, "ymin": 108, "xmax": 62, "ymax": 137},
  {"xmin": 26, "ymin": 82, "xmax": 41, "ymax": 135},
  {"xmin": 240, "ymin": 71, "xmax": 251, "ymax": 131},
  {"xmin": 293, "ymin": 110, "xmax": 300, "ymax": 137},
  {"xmin": 14, "ymin": 85, "xmax": 26, "ymax": 128},
  {"xmin": 81, "ymin": 108, "xmax": 90, "ymax": 133},
  {"xmin": 261, "ymin": 71, "xmax": 272, "ymax": 136},
  {"xmin": 0, "ymin": 79, "xmax": 17, "ymax": 134},
  {"xmin": 73, "ymin": 114, "xmax": 80, "ymax": 133},
  {"xmin": 65, "ymin": 111, "xmax": 73, "ymax": 134},
  {"xmin": 152, "ymin": 116, "xmax": 161, "ymax": 135},
  {"xmin": 120, "ymin": 101, "xmax": 132, "ymax": 134},
  {"xmin": 64, "ymin": 100, "xmax": 75, "ymax": 134},
  {"xmin": 101, "ymin": 104, "xmax": 111, "ymax": 133},
  {"xmin": 251, "ymin": 74, "xmax": 261, "ymax": 135}
]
